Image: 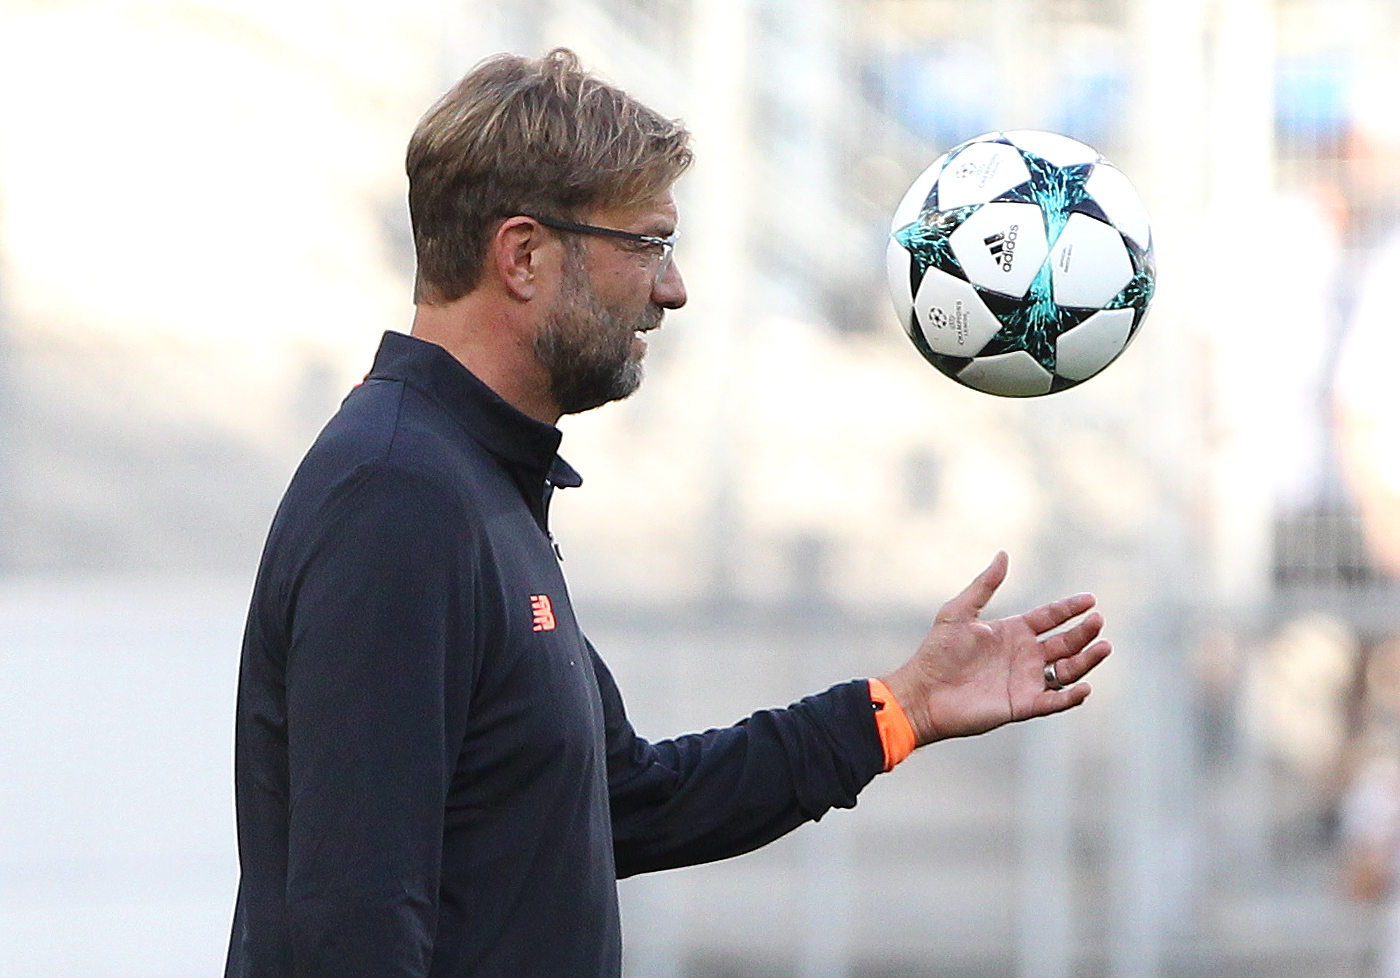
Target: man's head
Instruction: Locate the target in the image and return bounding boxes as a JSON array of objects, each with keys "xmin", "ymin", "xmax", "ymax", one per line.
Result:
[{"xmin": 406, "ymin": 48, "xmax": 693, "ymax": 306}]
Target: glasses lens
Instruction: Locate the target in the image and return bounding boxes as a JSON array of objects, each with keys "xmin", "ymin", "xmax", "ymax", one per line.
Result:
[{"xmin": 653, "ymin": 243, "xmax": 675, "ymax": 281}]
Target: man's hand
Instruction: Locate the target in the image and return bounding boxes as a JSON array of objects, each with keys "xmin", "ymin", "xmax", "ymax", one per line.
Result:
[{"xmin": 879, "ymin": 551, "xmax": 1110, "ymax": 746}]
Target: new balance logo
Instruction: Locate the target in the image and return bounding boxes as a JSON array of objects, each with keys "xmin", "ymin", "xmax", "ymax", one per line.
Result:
[
  {"xmin": 530, "ymin": 594, "xmax": 557, "ymax": 632},
  {"xmin": 983, "ymin": 224, "xmax": 1019, "ymax": 272}
]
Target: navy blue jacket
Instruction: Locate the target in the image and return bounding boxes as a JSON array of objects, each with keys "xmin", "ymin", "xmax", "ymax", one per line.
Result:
[{"xmin": 224, "ymin": 331, "xmax": 885, "ymax": 978}]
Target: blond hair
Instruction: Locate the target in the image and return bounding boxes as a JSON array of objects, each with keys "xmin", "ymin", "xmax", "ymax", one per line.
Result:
[{"xmin": 406, "ymin": 48, "xmax": 693, "ymax": 304}]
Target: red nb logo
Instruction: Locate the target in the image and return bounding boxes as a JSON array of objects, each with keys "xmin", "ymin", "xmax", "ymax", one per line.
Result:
[{"xmin": 530, "ymin": 594, "xmax": 556, "ymax": 632}]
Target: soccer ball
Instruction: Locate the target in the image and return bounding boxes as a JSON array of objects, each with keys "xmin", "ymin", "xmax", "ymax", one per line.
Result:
[{"xmin": 887, "ymin": 130, "xmax": 1155, "ymax": 397}]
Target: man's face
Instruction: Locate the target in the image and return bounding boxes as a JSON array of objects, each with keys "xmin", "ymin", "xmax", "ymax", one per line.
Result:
[{"xmin": 534, "ymin": 192, "xmax": 686, "ymax": 416}]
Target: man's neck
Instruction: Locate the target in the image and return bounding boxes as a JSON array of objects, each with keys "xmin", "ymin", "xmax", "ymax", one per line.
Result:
[{"xmin": 410, "ymin": 296, "xmax": 561, "ymax": 426}]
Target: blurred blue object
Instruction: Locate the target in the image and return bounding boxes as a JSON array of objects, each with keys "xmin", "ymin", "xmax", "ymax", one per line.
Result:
[
  {"xmin": 868, "ymin": 44, "xmax": 998, "ymax": 147},
  {"xmin": 1049, "ymin": 56, "xmax": 1127, "ymax": 153},
  {"xmin": 1275, "ymin": 56, "xmax": 1352, "ymax": 150},
  {"xmin": 869, "ymin": 43, "xmax": 1126, "ymax": 154}
]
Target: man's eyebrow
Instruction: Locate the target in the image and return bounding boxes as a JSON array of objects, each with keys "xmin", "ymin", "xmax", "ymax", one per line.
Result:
[{"xmin": 641, "ymin": 211, "xmax": 678, "ymax": 237}]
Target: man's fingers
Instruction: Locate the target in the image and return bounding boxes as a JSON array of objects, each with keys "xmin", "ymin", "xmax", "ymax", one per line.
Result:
[
  {"xmin": 937, "ymin": 551, "xmax": 1009, "ymax": 623},
  {"xmin": 1021, "ymin": 591, "xmax": 1096, "ymax": 635},
  {"xmin": 1032, "ymin": 682, "xmax": 1094, "ymax": 717},
  {"xmin": 1043, "ymin": 611, "xmax": 1104, "ymax": 660},
  {"xmin": 1047, "ymin": 639, "xmax": 1112, "ymax": 689}
]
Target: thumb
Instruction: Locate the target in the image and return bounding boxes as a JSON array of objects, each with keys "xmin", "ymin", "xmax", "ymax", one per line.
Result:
[{"xmin": 937, "ymin": 551, "xmax": 1009, "ymax": 623}]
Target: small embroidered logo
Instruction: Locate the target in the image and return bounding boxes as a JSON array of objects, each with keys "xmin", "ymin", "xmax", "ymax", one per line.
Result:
[{"xmin": 530, "ymin": 594, "xmax": 556, "ymax": 632}]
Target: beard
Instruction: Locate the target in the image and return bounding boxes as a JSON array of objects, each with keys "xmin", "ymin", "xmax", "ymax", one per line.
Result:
[{"xmin": 534, "ymin": 252, "xmax": 661, "ymax": 416}]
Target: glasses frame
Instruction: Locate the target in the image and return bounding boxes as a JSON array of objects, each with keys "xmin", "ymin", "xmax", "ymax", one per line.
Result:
[{"xmin": 523, "ymin": 213, "xmax": 676, "ymax": 278}]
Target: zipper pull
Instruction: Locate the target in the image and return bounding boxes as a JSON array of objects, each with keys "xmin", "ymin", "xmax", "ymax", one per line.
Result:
[{"xmin": 548, "ymin": 531, "xmax": 563, "ymax": 562}]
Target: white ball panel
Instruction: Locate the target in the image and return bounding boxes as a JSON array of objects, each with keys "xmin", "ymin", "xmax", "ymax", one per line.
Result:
[
  {"xmin": 911, "ymin": 266, "xmax": 1004, "ymax": 356},
  {"xmin": 935, "ymin": 140, "xmax": 1031, "ymax": 209},
  {"xmin": 1001, "ymin": 130, "xmax": 1098, "ymax": 167},
  {"xmin": 889, "ymin": 153, "xmax": 947, "ymax": 233},
  {"xmin": 957, "ymin": 351, "xmax": 1054, "ymax": 397},
  {"xmin": 949, "ymin": 202, "xmax": 1048, "ymax": 299},
  {"xmin": 1084, "ymin": 163, "xmax": 1151, "ymax": 250},
  {"xmin": 1055, "ymin": 308, "xmax": 1136, "ymax": 381},
  {"xmin": 1049, "ymin": 212, "xmax": 1133, "ymax": 308},
  {"xmin": 886, "ymin": 236, "xmax": 915, "ymax": 324}
]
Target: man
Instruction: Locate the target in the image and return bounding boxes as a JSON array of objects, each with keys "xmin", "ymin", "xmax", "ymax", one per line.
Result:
[{"xmin": 224, "ymin": 48, "xmax": 1110, "ymax": 978}]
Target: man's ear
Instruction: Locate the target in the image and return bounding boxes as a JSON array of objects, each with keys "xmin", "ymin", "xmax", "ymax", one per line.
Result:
[{"xmin": 492, "ymin": 216, "xmax": 549, "ymax": 302}]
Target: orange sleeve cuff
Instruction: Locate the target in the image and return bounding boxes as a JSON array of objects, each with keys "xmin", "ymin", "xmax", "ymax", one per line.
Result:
[{"xmin": 867, "ymin": 678, "xmax": 917, "ymax": 772}]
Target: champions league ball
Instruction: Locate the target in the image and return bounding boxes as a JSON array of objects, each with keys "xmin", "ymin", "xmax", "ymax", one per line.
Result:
[{"xmin": 887, "ymin": 130, "xmax": 1155, "ymax": 397}]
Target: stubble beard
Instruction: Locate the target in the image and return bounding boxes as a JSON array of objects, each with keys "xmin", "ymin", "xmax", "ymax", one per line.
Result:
[{"xmin": 534, "ymin": 252, "xmax": 660, "ymax": 416}]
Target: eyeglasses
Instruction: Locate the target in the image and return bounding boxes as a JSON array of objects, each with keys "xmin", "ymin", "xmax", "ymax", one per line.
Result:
[{"xmin": 524, "ymin": 213, "xmax": 677, "ymax": 280}]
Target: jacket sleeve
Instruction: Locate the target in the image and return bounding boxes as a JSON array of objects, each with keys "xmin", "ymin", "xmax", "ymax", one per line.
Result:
[
  {"xmin": 594, "ymin": 645, "xmax": 886, "ymax": 879},
  {"xmin": 281, "ymin": 464, "xmax": 476, "ymax": 976}
]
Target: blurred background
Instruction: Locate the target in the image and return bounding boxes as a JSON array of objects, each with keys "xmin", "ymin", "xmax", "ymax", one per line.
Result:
[{"xmin": 2, "ymin": 0, "xmax": 1400, "ymax": 975}]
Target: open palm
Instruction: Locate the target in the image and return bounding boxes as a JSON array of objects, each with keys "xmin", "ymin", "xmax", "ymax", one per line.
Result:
[{"xmin": 880, "ymin": 551, "xmax": 1111, "ymax": 745}]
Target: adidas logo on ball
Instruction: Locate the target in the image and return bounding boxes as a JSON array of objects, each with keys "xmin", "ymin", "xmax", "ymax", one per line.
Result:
[{"xmin": 984, "ymin": 225, "xmax": 1019, "ymax": 272}]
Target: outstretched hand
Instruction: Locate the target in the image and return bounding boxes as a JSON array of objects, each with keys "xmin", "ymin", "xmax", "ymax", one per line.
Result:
[{"xmin": 879, "ymin": 551, "xmax": 1110, "ymax": 746}]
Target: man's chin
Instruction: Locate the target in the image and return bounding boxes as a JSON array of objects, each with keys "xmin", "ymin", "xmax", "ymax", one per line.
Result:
[{"xmin": 555, "ymin": 363, "xmax": 644, "ymax": 416}]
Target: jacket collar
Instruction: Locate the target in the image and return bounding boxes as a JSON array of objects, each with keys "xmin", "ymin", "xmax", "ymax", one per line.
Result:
[{"xmin": 366, "ymin": 330, "xmax": 582, "ymax": 490}]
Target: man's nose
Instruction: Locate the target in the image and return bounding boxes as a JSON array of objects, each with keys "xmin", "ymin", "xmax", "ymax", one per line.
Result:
[{"xmin": 652, "ymin": 260, "xmax": 686, "ymax": 310}]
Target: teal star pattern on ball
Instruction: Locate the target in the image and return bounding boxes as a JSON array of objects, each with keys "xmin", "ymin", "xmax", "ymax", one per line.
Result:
[
  {"xmin": 975, "ymin": 266, "xmax": 1095, "ymax": 367},
  {"xmin": 1106, "ymin": 266, "xmax": 1156, "ymax": 312},
  {"xmin": 893, "ymin": 204, "xmax": 979, "ymax": 290},
  {"xmin": 1006, "ymin": 156, "xmax": 1096, "ymax": 247},
  {"xmin": 976, "ymin": 156, "xmax": 1099, "ymax": 371}
]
